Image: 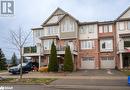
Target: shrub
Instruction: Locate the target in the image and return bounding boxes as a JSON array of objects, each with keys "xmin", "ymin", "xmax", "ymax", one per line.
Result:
[
  {"xmin": 48, "ymin": 41, "xmax": 59, "ymax": 72},
  {"xmin": 63, "ymin": 46, "xmax": 74, "ymax": 72},
  {"xmin": 38, "ymin": 67, "xmax": 48, "ymax": 72}
]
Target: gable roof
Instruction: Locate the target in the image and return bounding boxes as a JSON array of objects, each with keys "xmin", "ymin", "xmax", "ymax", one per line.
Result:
[
  {"xmin": 41, "ymin": 8, "xmax": 79, "ymax": 26},
  {"xmin": 117, "ymin": 6, "xmax": 130, "ymax": 20}
]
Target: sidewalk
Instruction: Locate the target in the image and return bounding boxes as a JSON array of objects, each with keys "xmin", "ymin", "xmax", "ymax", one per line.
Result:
[
  {"xmin": 2, "ymin": 74, "xmax": 127, "ymax": 80},
  {"xmin": 0, "ymin": 70, "xmax": 127, "ymax": 80}
]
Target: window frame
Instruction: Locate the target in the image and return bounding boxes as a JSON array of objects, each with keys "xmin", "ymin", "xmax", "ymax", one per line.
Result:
[
  {"xmin": 100, "ymin": 39, "xmax": 113, "ymax": 52},
  {"xmin": 119, "ymin": 22, "xmax": 125, "ymax": 30},
  {"xmin": 81, "ymin": 40, "xmax": 94, "ymax": 50},
  {"xmin": 99, "ymin": 26, "xmax": 103, "ymax": 33},
  {"xmin": 88, "ymin": 25, "xmax": 94, "ymax": 33},
  {"xmin": 127, "ymin": 21, "xmax": 130, "ymax": 30}
]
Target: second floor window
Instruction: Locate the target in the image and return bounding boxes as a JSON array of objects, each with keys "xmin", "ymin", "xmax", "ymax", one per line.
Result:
[
  {"xmin": 81, "ymin": 40, "xmax": 94, "ymax": 49},
  {"xmin": 124, "ymin": 41, "xmax": 130, "ymax": 47},
  {"xmin": 44, "ymin": 40, "xmax": 53, "ymax": 50},
  {"xmin": 100, "ymin": 39, "xmax": 113, "ymax": 52},
  {"xmin": 47, "ymin": 26, "xmax": 58, "ymax": 35}
]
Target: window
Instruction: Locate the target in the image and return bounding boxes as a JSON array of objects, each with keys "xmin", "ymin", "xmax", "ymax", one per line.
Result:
[
  {"xmin": 80, "ymin": 26, "xmax": 85, "ymax": 33},
  {"xmin": 47, "ymin": 26, "xmax": 58, "ymax": 35},
  {"xmin": 61, "ymin": 19, "xmax": 75, "ymax": 32},
  {"xmin": 102, "ymin": 42, "xmax": 106, "ymax": 49},
  {"xmin": 104, "ymin": 25, "xmax": 108, "ymax": 33},
  {"xmin": 48, "ymin": 27, "xmax": 51, "ymax": 35},
  {"xmin": 128, "ymin": 21, "xmax": 130, "ymax": 30},
  {"xmin": 99, "ymin": 25, "xmax": 112, "ymax": 33},
  {"xmin": 109, "ymin": 25, "xmax": 112, "ymax": 32},
  {"xmin": 100, "ymin": 39, "xmax": 113, "ymax": 52},
  {"xmin": 124, "ymin": 41, "xmax": 130, "ymax": 47},
  {"xmin": 101, "ymin": 57, "xmax": 113, "ymax": 61},
  {"xmin": 88, "ymin": 25, "xmax": 94, "ymax": 33},
  {"xmin": 82, "ymin": 57, "xmax": 94, "ymax": 61},
  {"xmin": 81, "ymin": 40, "xmax": 94, "ymax": 49},
  {"xmin": 119, "ymin": 22, "xmax": 125, "ymax": 30},
  {"xmin": 44, "ymin": 40, "xmax": 53, "ymax": 50},
  {"xmin": 99, "ymin": 26, "xmax": 103, "ymax": 33},
  {"xmin": 35, "ymin": 30, "xmax": 41, "ymax": 37}
]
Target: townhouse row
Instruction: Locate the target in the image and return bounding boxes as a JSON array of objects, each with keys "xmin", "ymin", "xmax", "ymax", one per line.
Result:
[{"xmin": 23, "ymin": 7, "xmax": 130, "ymax": 70}]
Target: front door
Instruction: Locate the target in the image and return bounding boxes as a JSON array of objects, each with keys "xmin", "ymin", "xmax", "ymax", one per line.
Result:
[{"xmin": 123, "ymin": 53, "xmax": 130, "ymax": 68}]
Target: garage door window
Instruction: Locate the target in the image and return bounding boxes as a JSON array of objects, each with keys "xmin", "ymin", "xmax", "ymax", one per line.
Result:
[
  {"xmin": 101, "ymin": 57, "xmax": 113, "ymax": 61},
  {"xmin": 83, "ymin": 57, "xmax": 94, "ymax": 61}
]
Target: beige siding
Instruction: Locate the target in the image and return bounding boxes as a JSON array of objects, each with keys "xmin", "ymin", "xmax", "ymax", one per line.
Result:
[
  {"xmin": 46, "ymin": 9, "xmax": 65, "ymax": 24},
  {"xmin": 120, "ymin": 9, "xmax": 130, "ymax": 19},
  {"xmin": 47, "ymin": 15, "xmax": 64, "ymax": 24}
]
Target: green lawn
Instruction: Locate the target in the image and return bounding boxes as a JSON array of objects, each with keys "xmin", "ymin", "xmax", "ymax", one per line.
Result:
[
  {"xmin": 0, "ymin": 70, "xmax": 7, "ymax": 73},
  {"xmin": 121, "ymin": 70, "xmax": 130, "ymax": 76},
  {"xmin": 0, "ymin": 78, "xmax": 57, "ymax": 85}
]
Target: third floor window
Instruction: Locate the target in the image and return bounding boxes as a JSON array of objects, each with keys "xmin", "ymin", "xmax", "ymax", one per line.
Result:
[{"xmin": 99, "ymin": 25, "xmax": 112, "ymax": 33}]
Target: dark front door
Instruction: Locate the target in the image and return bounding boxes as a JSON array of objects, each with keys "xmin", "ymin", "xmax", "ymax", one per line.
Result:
[{"xmin": 123, "ymin": 53, "xmax": 130, "ymax": 68}]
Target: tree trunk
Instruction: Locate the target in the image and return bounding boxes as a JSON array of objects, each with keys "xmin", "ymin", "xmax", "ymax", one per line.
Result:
[{"xmin": 20, "ymin": 47, "xmax": 23, "ymax": 79}]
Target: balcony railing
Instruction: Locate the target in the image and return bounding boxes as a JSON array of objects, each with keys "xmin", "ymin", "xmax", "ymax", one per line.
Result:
[
  {"xmin": 56, "ymin": 45, "xmax": 77, "ymax": 52},
  {"xmin": 56, "ymin": 46, "xmax": 65, "ymax": 51},
  {"xmin": 24, "ymin": 46, "xmax": 37, "ymax": 53}
]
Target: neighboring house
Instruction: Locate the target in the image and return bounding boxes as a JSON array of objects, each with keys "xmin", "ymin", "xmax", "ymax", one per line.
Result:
[
  {"xmin": 23, "ymin": 7, "xmax": 130, "ymax": 70},
  {"xmin": 116, "ymin": 7, "xmax": 130, "ymax": 69}
]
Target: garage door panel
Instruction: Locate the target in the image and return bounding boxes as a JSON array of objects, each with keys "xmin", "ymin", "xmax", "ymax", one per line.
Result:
[
  {"xmin": 101, "ymin": 57, "xmax": 115, "ymax": 69},
  {"xmin": 81, "ymin": 57, "xmax": 95, "ymax": 69}
]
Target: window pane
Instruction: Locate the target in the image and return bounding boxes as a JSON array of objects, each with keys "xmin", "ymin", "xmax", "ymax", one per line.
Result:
[
  {"xmin": 99, "ymin": 26, "xmax": 103, "ymax": 33},
  {"xmin": 104, "ymin": 25, "xmax": 108, "ymax": 33},
  {"xmin": 81, "ymin": 40, "xmax": 94, "ymax": 49},
  {"xmin": 124, "ymin": 41, "xmax": 130, "ymax": 47},
  {"xmin": 128, "ymin": 21, "xmax": 130, "ymax": 30},
  {"xmin": 119, "ymin": 22, "xmax": 125, "ymax": 30},
  {"xmin": 88, "ymin": 25, "xmax": 94, "ymax": 33},
  {"xmin": 109, "ymin": 25, "xmax": 112, "ymax": 32},
  {"xmin": 102, "ymin": 42, "xmax": 106, "ymax": 49},
  {"xmin": 80, "ymin": 26, "xmax": 84, "ymax": 33}
]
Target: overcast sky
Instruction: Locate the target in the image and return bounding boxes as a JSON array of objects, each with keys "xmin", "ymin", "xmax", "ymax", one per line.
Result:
[{"xmin": 0, "ymin": 0, "xmax": 130, "ymax": 59}]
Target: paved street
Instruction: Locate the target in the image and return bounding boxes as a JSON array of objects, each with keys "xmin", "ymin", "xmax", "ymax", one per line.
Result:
[
  {"xmin": 1, "ymin": 79, "xmax": 130, "ymax": 90},
  {"xmin": 0, "ymin": 70, "xmax": 129, "ymax": 90}
]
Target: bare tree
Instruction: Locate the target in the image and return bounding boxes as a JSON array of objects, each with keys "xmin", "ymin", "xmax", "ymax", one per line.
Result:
[{"xmin": 10, "ymin": 27, "xmax": 31, "ymax": 79}]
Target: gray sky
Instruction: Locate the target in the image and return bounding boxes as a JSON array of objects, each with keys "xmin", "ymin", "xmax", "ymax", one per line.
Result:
[{"xmin": 0, "ymin": 0, "xmax": 130, "ymax": 59}]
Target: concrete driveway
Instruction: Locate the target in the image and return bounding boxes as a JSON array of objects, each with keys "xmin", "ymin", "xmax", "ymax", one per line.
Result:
[{"xmin": 67, "ymin": 69, "xmax": 125, "ymax": 76}]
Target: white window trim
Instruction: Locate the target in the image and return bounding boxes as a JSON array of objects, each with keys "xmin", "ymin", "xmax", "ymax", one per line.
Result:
[
  {"xmin": 81, "ymin": 40, "xmax": 94, "ymax": 50},
  {"xmin": 100, "ymin": 39, "xmax": 113, "ymax": 52}
]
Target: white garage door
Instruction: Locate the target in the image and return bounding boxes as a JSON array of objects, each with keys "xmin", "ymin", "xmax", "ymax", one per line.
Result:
[
  {"xmin": 101, "ymin": 57, "xmax": 115, "ymax": 69},
  {"xmin": 81, "ymin": 57, "xmax": 95, "ymax": 69}
]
